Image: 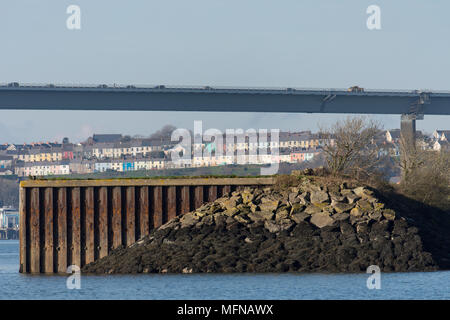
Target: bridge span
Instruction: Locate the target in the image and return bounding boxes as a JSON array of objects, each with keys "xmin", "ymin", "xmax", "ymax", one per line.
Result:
[
  {"xmin": 1, "ymin": 84, "xmax": 449, "ymax": 116},
  {"xmin": 1, "ymin": 83, "xmax": 449, "ymax": 149}
]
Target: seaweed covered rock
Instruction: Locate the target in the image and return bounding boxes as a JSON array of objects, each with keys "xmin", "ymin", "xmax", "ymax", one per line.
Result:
[{"xmin": 82, "ymin": 178, "xmax": 450, "ymax": 274}]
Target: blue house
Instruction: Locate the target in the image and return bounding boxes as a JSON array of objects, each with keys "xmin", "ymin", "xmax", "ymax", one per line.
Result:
[{"xmin": 122, "ymin": 161, "xmax": 135, "ymax": 172}]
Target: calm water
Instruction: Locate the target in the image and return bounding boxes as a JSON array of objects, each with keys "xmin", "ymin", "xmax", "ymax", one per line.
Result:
[{"xmin": 0, "ymin": 240, "xmax": 448, "ymax": 300}]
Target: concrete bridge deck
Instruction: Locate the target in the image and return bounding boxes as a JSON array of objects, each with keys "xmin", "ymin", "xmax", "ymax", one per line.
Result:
[{"xmin": 1, "ymin": 84, "xmax": 449, "ymax": 115}]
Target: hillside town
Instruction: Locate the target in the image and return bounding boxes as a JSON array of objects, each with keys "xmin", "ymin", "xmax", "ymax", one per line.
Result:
[{"xmin": 0, "ymin": 128, "xmax": 448, "ymax": 178}]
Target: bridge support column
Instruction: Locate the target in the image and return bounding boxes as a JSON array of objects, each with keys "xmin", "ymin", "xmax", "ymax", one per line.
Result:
[
  {"xmin": 400, "ymin": 114, "xmax": 418, "ymax": 180},
  {"xmin": 400, "ymin": 114, "xmax": 416, "ymax": 147}
]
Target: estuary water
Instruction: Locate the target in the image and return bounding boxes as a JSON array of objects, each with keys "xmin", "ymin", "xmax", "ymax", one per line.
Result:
[{"xmin": 0, "ymin": 240, "xmax": 448, "ymax": 300}]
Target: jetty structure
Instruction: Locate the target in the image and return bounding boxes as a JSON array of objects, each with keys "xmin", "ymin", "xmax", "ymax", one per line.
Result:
[{"xmin": 19, "ymin": 177, "xmax": 273, "ymax": 273}]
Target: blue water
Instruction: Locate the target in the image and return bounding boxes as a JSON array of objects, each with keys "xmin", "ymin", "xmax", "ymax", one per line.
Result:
[{"xmin": 0, "ymin": 240, "xmax": 448, "ymax": 300}]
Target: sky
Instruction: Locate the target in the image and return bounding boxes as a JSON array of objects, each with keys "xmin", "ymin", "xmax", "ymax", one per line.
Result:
[{"xmin": 0, "ymin": 0, "xmax": 449, "ymax": 143}]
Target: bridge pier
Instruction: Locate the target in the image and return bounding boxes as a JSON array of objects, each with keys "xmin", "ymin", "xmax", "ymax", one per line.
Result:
[
  {"xmin": 399, "ymin": 113, "xmax": 423, "ymax": 180},
  {"xmin": 400, "ymin": 113, "xmax": 417, "ymax": 147}
]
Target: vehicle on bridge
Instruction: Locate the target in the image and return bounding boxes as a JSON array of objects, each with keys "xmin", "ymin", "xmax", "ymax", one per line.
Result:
[
  {"xmin": 348, "ymin": 86, "xmax": 364, "ymax": 93},
  {"xmin": 8, "ymin": 82, "xmax": 19, "ymax": 88}
]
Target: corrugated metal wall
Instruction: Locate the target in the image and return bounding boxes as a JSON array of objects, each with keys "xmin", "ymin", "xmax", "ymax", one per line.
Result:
[{"xmin": 19, "ymin": 178, "xmax": 273, "ymax": 273}]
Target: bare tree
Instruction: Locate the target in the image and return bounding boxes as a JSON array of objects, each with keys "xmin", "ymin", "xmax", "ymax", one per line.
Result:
[
  {"xmin": 0, "ymin": 178, "xmax": 19, "ymax": 207},
  {"xmin": 399, "ymin": 138, "xmax": 450, "ymax": 210},
  {"xmin": 398, "ymin": 133, "xmax": 425, "ymax": 183},
  {"xmin": 319, "ymin": 116, "xmax": 386, "ymax": 180},
  {"xmin": 149, "ymin": 125, "xmax": 177, "ymax": 141}
]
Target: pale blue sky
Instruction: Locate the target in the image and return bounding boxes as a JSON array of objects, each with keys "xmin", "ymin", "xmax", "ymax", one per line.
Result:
[{"xmin": 0, "ymin": 0, "xmax": 449, "ymax": 143}]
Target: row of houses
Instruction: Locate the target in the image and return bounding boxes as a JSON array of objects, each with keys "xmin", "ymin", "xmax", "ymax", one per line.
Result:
[
  {"xmin": 1, "ymin": 129, "xmax": 448, "ymax": 177},
  {"xmin": 0, "ymin": 131, "xmax": 327, "ymax": 176},
  {"xmin": 385, "ymin": 129, "xmax": 450, "ymax": 152},
  {"xmin": 2, "ymin": 131, "xmax": 325, "ymax": 160},
  {"xmin": 12, "ymin": 148, "xmax": 321, "ymax": 177}
]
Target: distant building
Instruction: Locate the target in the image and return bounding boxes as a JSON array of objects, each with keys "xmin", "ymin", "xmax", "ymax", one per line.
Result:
[
  {"xmin": 433, "ymin": 140, "xmax": 450, "ymax": 152},
  {"xmin": 122, "ymin": 161, "xmax": 135, "ymax": 172},
  {"xmin": 69, "ymin": 160, "xmax": 94, "ymax": 174},
  {"xmin": 386, "ymin": 129, "xmax": 401, "ymax": 143},
  {"xmin": 290, "ymin": 149, "xmax": 319, "ymax": 163},
  {"xmin": 94, "ymin": 161, "xmax": 113, "ymax": 173},
  {"xmin": 433, "ymin": 130, "xmax": 450, "ymax": 141},
  {"xmin": 92, "ymin": 134, "xmax": 122, "ymax": 144},
  {"xmin": 15, "ymin": 161, "xmax": 70, "ymax": 177},
  {"xmin": 0, "ymin": 168, "xmax": 13, "ymax": 176},
  {"xmin": 0, "ymin": 155, "xmax": 13, "ymax": 168},
  {"xmin": 0, "ymin": 207, "xmax": 19, "ymax": 229}
]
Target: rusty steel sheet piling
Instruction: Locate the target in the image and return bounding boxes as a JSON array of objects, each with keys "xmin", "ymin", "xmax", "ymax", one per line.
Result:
[{"xmin": 19, "ymin": 177, "xmax": 274, "ymax": 274}]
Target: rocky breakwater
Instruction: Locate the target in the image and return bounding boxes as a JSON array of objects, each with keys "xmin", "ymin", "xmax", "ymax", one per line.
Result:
[{"xmin": 83, "ymin": 179, "xmax": 449, "ymax": 274}]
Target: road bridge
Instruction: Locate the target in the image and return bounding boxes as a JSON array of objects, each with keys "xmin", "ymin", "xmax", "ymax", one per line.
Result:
[{"xmin": 1, "ymin": 83, "xmax": 449, "ymax": 147}]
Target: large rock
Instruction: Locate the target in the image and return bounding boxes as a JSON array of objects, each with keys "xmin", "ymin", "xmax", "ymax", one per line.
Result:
[
  {"xmin": 373, "ymin": 202, "xmax": 385, "ymax": 211},
  {"xmin": 159, "ymin": 218, "xmax": 180, "ymax": 230},
  {"xmin": 353, "ymin": 187, "xmax": 368, "ymax": 197},
  {"xmin": 310, "ymin": 190, "xmax": 329, "ymax": 204},
  {"xmin": 278, "ymin": 219, "xmax": 295, "ymax": 231},
  {"xmin": 332, "ymin": 212, "xmax": 350, "ymax": 221},
  {"xmin": 195, "ymin": 210, "xmax": 208, "ymax": 218},
  {"xmin": 304, "ymin": 205, "xmax": 323, "ymax": 215},
  {"xmin": 221, "ymin": 197, "xmax": 242, "ymax": 210},
  {"xmin": 248, "ymin": 211, "xmax": 274, "ymax": 222},
  {"xmin": 332, "ymin": 202, "xmax": 355, "ymax": 213},
  {"xmin": 223, "ymin": 207, "xmax": 240, "ymax": 217},
  {"xmin": 367, "ymin": 209, "xmax": 382, "ymax": 220},
  {"xmin": 340, "ymin": 188, "xmax": 353, "ymax": 195},
  {"xmin": 297, "ymin": 192, "xmax": 310, "ymax": 204},
  {"xmin": 291, "ymin": 212, "xmax": 309, "ymax": 223},
  {"xmin": 288, "ymin": 192, "xmax": 300, "ymax": 204},
  {"xmin": 264, "ymin": 220, "xmax": 281, "ymax": 233},
  {"xmin": 241, "ymin": 190, "xmax": 255, "ymax": 204},
  {"xmin": 383, "ymin": 209, "xmax": 396, "ymax": 221},
  {"xmin": 195, "ymin": 215, "xmax": 214, "ymax": 228},
  {"xmin": 180, "ymin": 213, "xmax": 200, "ymax": 228},
  {"xmin": 275, "ymin": 207, "xmax": 290, "ymax": 220},
  {"xmin": 356, "ymin": 199, "xmax": 373, "ymax": 212},
  {"xmin": 350, "ymin": 207, "xmax": 362, "ymax": 217},
  {"xmin": 234, "ymin": 214, "xmax": 251, "ymax": 224},
  {"xmin": 346, "ymin": 193, "xmax": 361, "ymax": 204},
  {"xmin": 290, "ymin": 203, "xmax": 305, "ymax": 214},
  {"xmin": 329, "ymin": 192, "xmax": 345, "ymax": 202},
  {"xmin": 259, "ymin": 199, "xmax": 280, "ymax": 212},
  {"xmin": 310, "ymin": 212, "xmax": 335, "ymax": 228}
]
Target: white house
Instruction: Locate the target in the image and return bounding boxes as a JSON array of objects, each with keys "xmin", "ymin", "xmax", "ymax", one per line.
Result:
[{"xmin": 433, "ymin": 140, "xmax": 450, "ymax": 152}]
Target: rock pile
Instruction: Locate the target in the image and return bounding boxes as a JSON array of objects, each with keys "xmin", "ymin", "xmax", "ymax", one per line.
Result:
[{"xmin": 83, "ymin": 179, "xmax": 443, "ymax": 274}]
